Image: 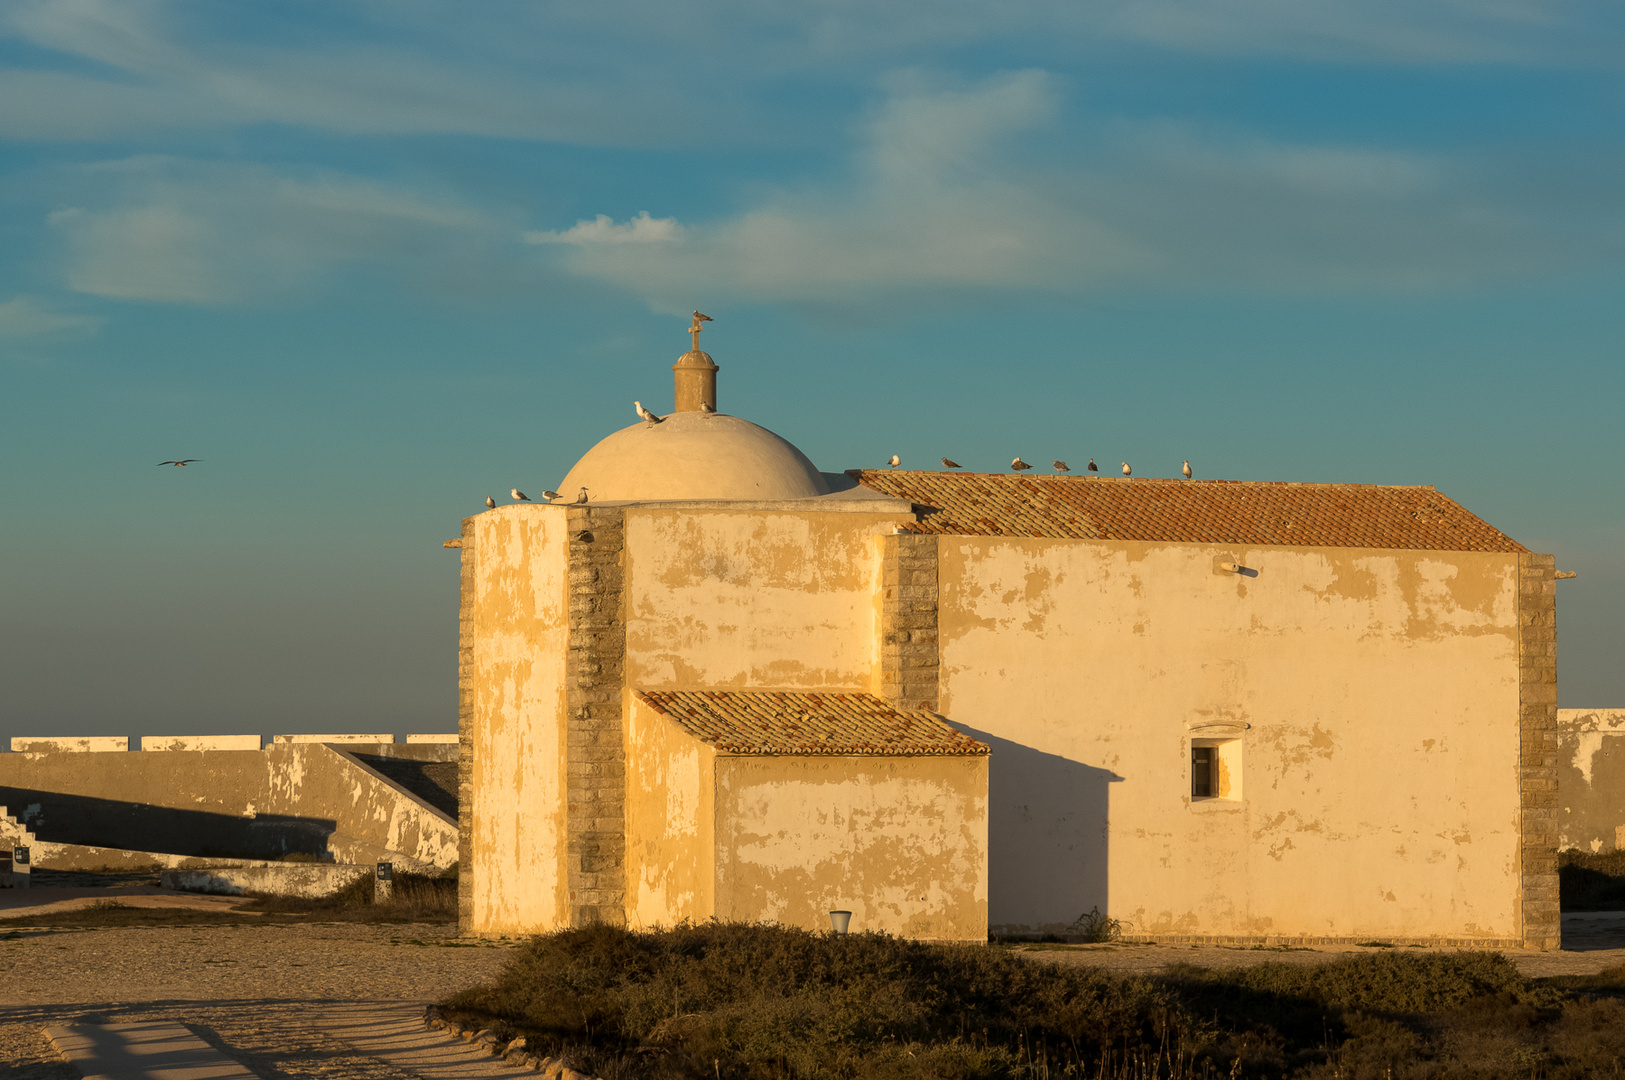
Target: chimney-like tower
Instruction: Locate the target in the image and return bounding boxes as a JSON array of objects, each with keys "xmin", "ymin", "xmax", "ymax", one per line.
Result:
[{"xmin": 673, "ymin": 311, "xmax": 718, "ymax": 412}]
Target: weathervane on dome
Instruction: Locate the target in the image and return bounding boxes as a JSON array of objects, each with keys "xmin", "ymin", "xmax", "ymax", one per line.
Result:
[{"xmin": 689, "ymin": 310, "xmax": 713, "ymax": 350}]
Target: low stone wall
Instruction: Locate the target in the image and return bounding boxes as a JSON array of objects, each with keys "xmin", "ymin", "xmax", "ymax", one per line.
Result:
[{"xmin": 162, "ymin": 864, "xmax": 374, "ymax": 898}]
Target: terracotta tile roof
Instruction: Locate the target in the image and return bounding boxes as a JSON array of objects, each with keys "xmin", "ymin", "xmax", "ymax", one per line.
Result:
[
  {"xmin": 851, "ymin": 470, "xmax": 1524, "ymax": 553},
  {"xmin": 634, "ymin": 689, "xmax": 989, "ymax": 756}
]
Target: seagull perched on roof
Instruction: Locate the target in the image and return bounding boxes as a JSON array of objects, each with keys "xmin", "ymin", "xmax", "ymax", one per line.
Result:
[
  {"xmin": 1087, "ymin": 458, "xmax": 1098, "ymax": 472},
  {"xmin": 942, "ymin": 457, "xmax": 961, "ymax": 469},
  {"xmin": 485, "ymin": 496, "xmax": 496, "ymax": 509},
  {"xmin": 1182, "ymin": 460, "xmax": 1193, "ymax": 479},
  {"xmin": 1121, "ymin": 462, "xmax": 1132, "ymax": 477},
  {"xmin": 634, "ymin": 401, "xmax": 663, "ymax": 424},
  {"xmin": 511, "ymin": 488, "xmax": 530, "ymax": 501},
  {"xmin": 542, "ymin": 489, "xmax": 562, "ymax": 501},
  {"xmin": 157, "ymin": 459, "xmax": 200, "ymax": 467},
  {"xmin": 1053, "ymin": 460, "xmax": 1069, "ymax": 473},
  {"xmin": 575, "ymin": 487, "xmax": 589, "ymax": 504},
  {"xmin": 1011, "ymin": 458, "xmax": 1032, "ymax": 472},
  {"xmin": 700, "ymin": 400, "xmax": 716, "ymax": 415},
  {"xmin": 887, "ymin": 454, "xmax": 901, "ymax": 469}
]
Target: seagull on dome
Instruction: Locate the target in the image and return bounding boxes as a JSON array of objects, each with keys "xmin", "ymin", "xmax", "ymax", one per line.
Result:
[
  {"xmin": 1087, "ymin": 459, "xmax": 1098, "ymax": 472},
  {"xmin": 542, "ymin": 490, "xmax": 562, "ymax": 501},
  {"xmin": 634, "ymin": 401, "xmax": 663, "ymax": 424},
  {"xmin": 157, "ymin": 459, "xmax": 200, "ymax": 467},
  {"xmin": 511, "ymin": 489, "xmax": 530, "ymax": 501},
  {"xmin": 1182, "ymin": 460, "xmax": 1193, "ymax": 479},
  {"xmin": 1011, "ymin": 458, "xmax": 1032, "ymax": 472},
  {"xmin": 888, "ymin": 455, "xmax": 901, "ymax": 469},
  {"xmin": 575, "ymin": 487, "xmax": 589, "ymax": 504},
  {"xmin": 1053, "ymin": 460, "xmax": 1069, "ymax": 473},
  {"xmin": 942, "ymin": 457, "xmax": 961, "ymax": 469},
  {"xmin": 1121, "ymin": 462, "xmax": 1132, "ymax": 477},
  {"xmin": 485, "ymin": 496, "xmax": 496, "ymax": 509},
  {"xmin": 700, "ymin": 400, "xmax": 716, "ymax": 415}
]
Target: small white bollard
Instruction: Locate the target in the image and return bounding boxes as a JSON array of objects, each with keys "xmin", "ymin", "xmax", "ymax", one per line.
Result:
[
  {"xmin": 828, "ymin": 909, "xmax": 851, "ymax": 935},
  {"xmin": 374, "ymin": 861, "xmax": 393, "ymax": 902}
]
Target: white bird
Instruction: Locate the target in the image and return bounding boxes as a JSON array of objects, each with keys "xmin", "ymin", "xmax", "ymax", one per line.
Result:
[
  {"xmin": 542, "ymin": 490, "xmax": 562, "ymax": 501},
  {"xmin": 888, "ymin": 455, "xmax": 901, "ymax": 469},
  {"xmin": 1012, "ymin": 458, "xmax": 1032, "ymax": 472},
  {"xmin": 700, "ymin": 400, "xmax": 716, "ymax": 415},
  {"xmin": 942, "ymin": 457, "xmax": 961, "ymax": 469},
  {"xmin": 511, "ymin": 489, "xmax": 530, "ymax": 501},
  {"xmin": 484, "ymin": 496, "xmax": 496, "ymax": 509},
  {"xmin": 634, "ymin": 401, "xmax": 663, "ymax": 424},
  {"xmin": 1053, "ymin": 460, "xmax": 1070, "ymax": 473},
  {"xmin": 1182, "ymin": 460, "xmax": 1193, "ymax": 479},
  {"xmin": 575, "ymin": 487, "xmax": 589, "ymax": 504},
  {"xmin": 1121, "ymin": 462, "xmax": 1132, "ymax": 477}
]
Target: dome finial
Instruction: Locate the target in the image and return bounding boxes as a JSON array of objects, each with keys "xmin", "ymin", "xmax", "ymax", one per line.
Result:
[{"xmin": 674, "ymin": 311, "xmax": 719, "ymax": 412}]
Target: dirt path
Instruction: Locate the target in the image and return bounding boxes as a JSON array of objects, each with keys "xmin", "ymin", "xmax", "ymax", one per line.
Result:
[{"xmin": 0, "ymin": 921, "xmax": 520, "ymax": 1079}]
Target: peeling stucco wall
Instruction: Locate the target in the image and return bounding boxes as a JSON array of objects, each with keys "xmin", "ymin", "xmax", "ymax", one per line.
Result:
[
  {"xmin": 624, "ymin": 509, "xmax": 904, "ymax": 691},
  {"xmin": 468, "ymin": 505, "xmax": 570, "ymax": 934},
  {"xmin": 937, "ymin": 538, "xmax": 1522, "ymax": 941},
  {"xmin": 625, "ymin": 693, "xmax": 715, "ymax": 927},
  {"xmin": 1557, "ymin": 709, "xmax": 1625, "ymax": 853},
  {"xmin": 713, "ymin": 755, "xmax": 988, "ymax": 942}
]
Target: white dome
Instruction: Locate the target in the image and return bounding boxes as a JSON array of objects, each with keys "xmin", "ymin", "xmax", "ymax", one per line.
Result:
[{"xmin": 558, "ymin": 411, "xmax": 832, "ymax": 502}]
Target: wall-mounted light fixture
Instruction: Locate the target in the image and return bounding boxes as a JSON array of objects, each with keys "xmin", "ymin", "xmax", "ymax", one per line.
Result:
[{"xmin": 829, "ymin": 909, "xmax": 852, "ymax": 934}]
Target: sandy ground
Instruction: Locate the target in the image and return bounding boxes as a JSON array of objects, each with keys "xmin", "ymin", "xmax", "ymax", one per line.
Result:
[{"xmin": 0, "ymin": 920, "xmax": 521, "ymax": 1079}]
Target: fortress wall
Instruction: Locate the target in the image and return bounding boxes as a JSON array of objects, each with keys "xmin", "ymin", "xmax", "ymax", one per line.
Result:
[
  {"xmin": 0, "ymin": 742, "xmax": 456, "ymax": 869},
  {"xmin": 937, "ymin": 537, "xmax": 1525, "ymax": 943}
]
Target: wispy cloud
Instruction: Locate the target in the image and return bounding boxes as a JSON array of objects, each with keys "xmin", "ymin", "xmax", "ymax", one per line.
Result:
[
  {"xmin": 0, "ymin": 295, "xmax": 101, "ymax": 337},
  {"xmin": 524, "ymin": 212, "xmax": 683, "ymax": 246},
  {"xmin": 526, "ymin": 71, "xmax": 1625, "ymax": 307},
  {"xmin": 50, "ymin": 157, "xmax": 501, "ymax": 303},
  {"xmin": 0, "ymin": 0, "xmax": 1619, "ymax": 147}
]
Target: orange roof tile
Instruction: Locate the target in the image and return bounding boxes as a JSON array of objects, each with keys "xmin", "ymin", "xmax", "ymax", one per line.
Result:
[
  {"xmin": 634, "ymin": 689, "xmax": 989, "ymax": 756},
  {"xmin": 851, "ymin": 470, "xmax": 1524, "ymax": 552}
]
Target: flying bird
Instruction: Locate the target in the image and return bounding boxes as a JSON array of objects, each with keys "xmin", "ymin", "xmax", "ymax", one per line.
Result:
[
  {"xmin": 634, "ymin": 401, "xmax": 664, "ymax": 424},
  {"xmin": 1087, "ymin": 459, "xmax": 1098, "ymax": 472},
  {"xmin": 157, "ymin": 460, "xmax": 200, "ymax": 467},
  {"xmin": 511, "ymin": 489, "xmax": 531, "ymax": 502},
  {"xmin": 485, "ymin": 496, "xmax": 496, "ymax": 509},
  {"xmin": 1053, "ymin": 460, "xmax": 1069, "ymax": 473},
  {"xmin": 1182, "ymin": 460, "xmax": 1193, "ymax": 479},
  {"xmin": 542, "ymin": 490, "xmax": 562, "ymax": 501},
  {"xmin": 1011, "ymin": 458, "xmax": 1032, "ymax": 472},
  {"xmin": 575, "ymin": 487, "xmax": 589, "ymax": 504},
  {"xmin": 888, "ymin": 455, "xmax": 901, "ymax": 469},
  {"xmin": 941, "ymin": 457, "xmax": 961, "ymax": 469},
  {"xmin": 1121, "ymin": 462, "xmax": 1132, "ymax": 477}
]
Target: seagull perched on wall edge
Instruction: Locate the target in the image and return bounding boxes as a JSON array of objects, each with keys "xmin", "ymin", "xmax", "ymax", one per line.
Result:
[
  {"xmin": 634, "ymin": 401, "xmax": 663, "ymax": 424},
  {"xmin": 511, "ymin": 489, "xmax": 530, "ymax": 501},
  {"xmin": 542, "ymin": 490, "xmax": 562, "ymax": 501},
  {"xmin": 485, "ymin": 496, "xmax": 496, "ymax": 509},
  {"xmin": 575, "ymin": 487, "xmax": 589, "ymax": 504}
]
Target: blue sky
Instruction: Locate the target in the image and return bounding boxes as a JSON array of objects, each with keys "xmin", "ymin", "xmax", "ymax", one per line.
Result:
[{"xmin": 1, "ymin": 0, "xmax": 1622, "ymax": 743}]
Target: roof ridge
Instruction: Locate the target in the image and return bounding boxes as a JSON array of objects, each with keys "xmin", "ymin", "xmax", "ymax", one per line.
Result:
[{"xmin": 848, "ymin": 468, "xmax": 1440, "ymax": 491}]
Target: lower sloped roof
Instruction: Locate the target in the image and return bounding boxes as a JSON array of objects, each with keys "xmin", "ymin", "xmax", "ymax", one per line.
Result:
[
  {"xmin": 634, "ymin": 689, "xmax": 989, "ymax": 756},
  {"xmin": 851, "ymin": 470, "xmax": 1525, "ymax": 552}
]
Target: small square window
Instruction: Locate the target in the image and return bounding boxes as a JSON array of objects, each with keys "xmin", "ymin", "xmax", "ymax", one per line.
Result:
[{"xmin": 1190, "ymin": 737, "xmax": 1243, "ymax": 801}]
